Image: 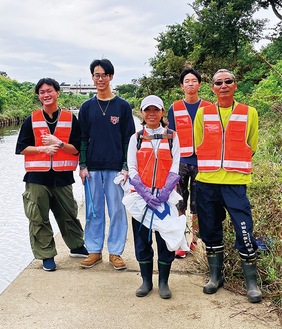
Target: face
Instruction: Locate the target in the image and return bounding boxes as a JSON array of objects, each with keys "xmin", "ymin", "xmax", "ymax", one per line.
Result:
[
  {"xmin": 92, "ymin": 65, "xmax": 113, "ymax": 91},
  {"xmin": 141, "ymin": 105, "xmax": 164, "ymax": 129},
  {"xmin": 212, "ymin": 72, "xmax": 237, "ymax": 100},
  {"xmin": 38, "ymin": 83, "xmax": 59, "ymax": 107},
  {"xmin": 181, "ymin": 73, "xmax": 201, "ymax": 95}
]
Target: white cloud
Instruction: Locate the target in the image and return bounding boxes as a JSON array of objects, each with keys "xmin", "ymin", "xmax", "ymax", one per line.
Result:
[
  {"xmin": 0, "ymin": 1, "xmax": 280, "ymax": 86},
  {"xmin": 0, "ymin": 0, "xmax": 193, "ymax": 86}
]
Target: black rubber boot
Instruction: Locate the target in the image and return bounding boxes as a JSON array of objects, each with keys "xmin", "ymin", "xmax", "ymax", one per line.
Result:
[
  {"xmin": 241, "ymin": 260, "xmax": 262, "ymax": 303},
  {"xmin": 203, "ymin": 250, "xmax": 224, "ymax": 294},
  {"xmin": 136, "ymin": 261, "xmax": 153, "ymax": 297},
  {"xmin": 158, "ymin": 261, "xmax": 172, "ymax": 299}
]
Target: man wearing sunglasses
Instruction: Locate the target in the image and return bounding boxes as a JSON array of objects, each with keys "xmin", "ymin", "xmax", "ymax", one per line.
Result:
[{"xmin": 194, "ymin": 69, "xmax": 262, "ymax": 303}]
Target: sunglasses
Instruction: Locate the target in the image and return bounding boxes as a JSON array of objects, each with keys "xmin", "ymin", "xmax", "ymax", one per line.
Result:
[{"xmin": 213, "ymin": 79, "xmax": 234, "ymax": 86}]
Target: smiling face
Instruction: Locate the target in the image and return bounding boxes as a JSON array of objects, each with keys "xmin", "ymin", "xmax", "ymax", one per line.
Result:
[
  {"xmin": 212, "ymin": 71, "xmax": 237, "ymax": 106},
  {"xmin": 141, "ymin": 105, "xmax": 164, "ymax": 129},
  {"xmin": 38, "ymin": 83, "xmax": 60, "ymax": 110},
  {"xmin": 92, "ymin": 65, "xmax": 113, "ymax": 92}
]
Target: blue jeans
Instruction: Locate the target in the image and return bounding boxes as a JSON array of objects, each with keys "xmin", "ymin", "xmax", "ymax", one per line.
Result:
[{"xmin": 84, "ymin": 170, "xmax": 128, "ymax": 255}]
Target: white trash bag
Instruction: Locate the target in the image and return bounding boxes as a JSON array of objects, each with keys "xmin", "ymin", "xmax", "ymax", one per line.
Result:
[{"xmin": 122, "ymin": 190, "xmax": 189, "ymax": 252}]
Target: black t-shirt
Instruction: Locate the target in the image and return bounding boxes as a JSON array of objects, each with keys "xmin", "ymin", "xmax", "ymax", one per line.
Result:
[{"xmin": 15, "ymin": 109, "xmax": 81, "ymax": 187}]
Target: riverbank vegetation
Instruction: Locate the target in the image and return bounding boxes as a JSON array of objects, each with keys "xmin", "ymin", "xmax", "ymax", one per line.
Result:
[
  {"xmin": 0, "ymin": 75, "xmax": 88, "ymax": 124},
  {"xmin": 0, "ymin": 0, "xmax": 281, "ymax": 314}
]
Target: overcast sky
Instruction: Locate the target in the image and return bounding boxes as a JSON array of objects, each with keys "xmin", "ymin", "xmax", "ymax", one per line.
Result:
[{"xmin": 0, "ymin": 0, "xmax": 280, "ymax": 87}]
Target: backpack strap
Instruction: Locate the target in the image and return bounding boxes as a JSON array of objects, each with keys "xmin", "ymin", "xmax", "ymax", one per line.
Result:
[
  {"xmin": 136, "ymin": 127, "xmax": 145, "ymax": 151},
  {"xmin": 137, "ymin": 128, "xmax": 174, "ymax": 152}
]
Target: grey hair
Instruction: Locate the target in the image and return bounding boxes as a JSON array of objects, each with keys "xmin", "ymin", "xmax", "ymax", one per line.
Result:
[{"xmin": 212, "ymin": 69, "xmax": 236, "ymax": 83}]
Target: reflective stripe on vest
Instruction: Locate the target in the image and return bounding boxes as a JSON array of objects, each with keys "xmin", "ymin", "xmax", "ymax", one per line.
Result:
[
  {"xmin": 197, "ymin": 103, "xmax": 252, "ymax": 174},
  {"xmin": 24, "ymin": 109, "xmax": 78, "ymax": 172},
  {"xmin": 173, "ymin": 99, "xmax": 211, "ymax": 157},
  {"xmin": 137, "ymin": 131, "xmax": 173, "ymax": 189}
]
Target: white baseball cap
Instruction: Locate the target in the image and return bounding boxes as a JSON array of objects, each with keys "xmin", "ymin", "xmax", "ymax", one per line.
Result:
[{"xmin": 140, "ymin": 95, "xmax": 164, "ymax": 111}]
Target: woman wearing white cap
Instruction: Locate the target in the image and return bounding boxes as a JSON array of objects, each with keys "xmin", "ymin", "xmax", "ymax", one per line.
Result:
[{"xmin": 125, "ymin": 95, "xmax": 187, "ymax": 299}]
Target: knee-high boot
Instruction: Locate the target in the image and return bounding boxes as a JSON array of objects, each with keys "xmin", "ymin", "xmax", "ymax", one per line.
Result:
[
  {"xmin": 203, "ymin": 249, "xmax": 224, "ymax": 294},
  {"xmin": 136, "ymin": 261, "xmax": 153, "ymax": 297},
  {"xmin": 158, "ymin": 261, "xmax": 172, "ymax": 299},
  {"xmin": 241, "ymin": 259, "xmax": 262, "ymax": 303}
]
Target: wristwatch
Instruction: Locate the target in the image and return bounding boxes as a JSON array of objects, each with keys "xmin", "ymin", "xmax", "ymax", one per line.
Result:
[{"xmin": 58, "ymin": 141, "xmax": 65, "ymax": 148}]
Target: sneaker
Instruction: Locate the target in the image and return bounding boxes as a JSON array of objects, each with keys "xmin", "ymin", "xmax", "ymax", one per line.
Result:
[
  {"xmin": 43, "ymin": 257, "xmax": 56, "ymax": 271},
  {"xmin": 80, "ymin": 253, "xmax": 102, "ymax": 268},
  {"xmin": 70, "ymin": 246, "xmax": 89, "ymax": 258},
  {"xmin": 190, "ymin": 241, "xmax": 198, "ymax": 252},
  {"xmin": 175, "ymin": 250, "xmax": 187, "ymax": 258},
  {"xmin": 109, "ymin": 254, "xmax": 127, "ymax": 270}
]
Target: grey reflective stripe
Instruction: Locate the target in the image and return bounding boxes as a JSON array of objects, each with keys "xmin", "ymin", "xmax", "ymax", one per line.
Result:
[
  {"xmin": 223, "ymin": 160, "xmax": 252, "ymax": 169},
  {"xmin": 32, "ymin": 121, "xmax": 48, "ymax": 128},
  {"xmin": 52, "ymin": 160, "xmax": 78, "ymax": 167},
  {"xmin": 180, "ymin": 146, "xmax": 193, "ymax": 153},
  {"xmin": 25, "ymin": 161, "xmax": 50, "ymax": 168},
  {"xmin": 203, "ymin": 114, "xmax": 219, "ymax": 121},
  {"xmin": 229, "ymin": 114, "xmax": 247, "ymax": 122},
  {"xmin": 198, "ymin": 160, "xmax": 222, "ymax": 167},
  {"xmin": 174, "ymin": 110, "xmax": 188, "ymax": 116},
  {"xmin": 56, "ymin": 121, "xmax": 72, "ymax": 128}
]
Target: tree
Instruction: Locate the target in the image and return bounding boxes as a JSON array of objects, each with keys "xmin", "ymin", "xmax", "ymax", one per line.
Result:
[
  {"xmin": 115, "ymin": 83, "xmax": 138, "ymax": 96},
  {"xmin": 190, "ymin": 0, "xmax": 267, "ymax": 73},
  {"xmin": 155, "ymin": 18, "xmax": 195, "ymax": 57},
  {"xmin": 136, "ymin": 0, "xmax": 269, "ymax": 97}
]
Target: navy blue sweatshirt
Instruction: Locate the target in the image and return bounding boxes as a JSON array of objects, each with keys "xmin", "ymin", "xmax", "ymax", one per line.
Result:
[{"xmin": 79, "ymin": 95, "xmax": 135, "ymax": 171}]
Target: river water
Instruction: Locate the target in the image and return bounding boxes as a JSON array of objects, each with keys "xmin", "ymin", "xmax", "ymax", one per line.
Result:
[
  {"xmin": 0, "ymin": 124, "xmax": 85, "ymax": 294},
  {"xmin": 0, "ymin": 116, "xmax": 142, "ymax": 294}
]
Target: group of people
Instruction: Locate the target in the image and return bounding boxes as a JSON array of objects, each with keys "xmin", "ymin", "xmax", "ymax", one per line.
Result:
[{"xmin": 16, "ymin": 58, "xmax": 262, "ymax": 303}]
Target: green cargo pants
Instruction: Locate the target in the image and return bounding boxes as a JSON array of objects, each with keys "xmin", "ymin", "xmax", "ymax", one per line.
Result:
[{"xmin": 23, "ymin": 183, "xmax": 84, "ymax": 259}]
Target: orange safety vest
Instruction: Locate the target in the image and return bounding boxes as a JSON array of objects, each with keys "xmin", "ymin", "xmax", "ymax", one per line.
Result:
[
  {"xmin": 25, "ymin": 109, "xmax": 78, "ymax": 172},
  {"xmin": 197, "ymin": 103, "xmax": 252, "ymax": 174},
  {"xmin": 173, "ymin": 99, "xmax": 211, "ymax": 157},
  {"xmin": 137, "ymin": 130, "xmax": 173, "ymax": 189}
]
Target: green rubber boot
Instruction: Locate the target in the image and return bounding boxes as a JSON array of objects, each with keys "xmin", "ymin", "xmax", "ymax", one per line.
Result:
[
  {"xmin": 203, "ymin": 250, "xmax": 224, "ymax": 294},
  {"xmin": 136, "ymin": 261, "xmax": 153, "ymax": 297},
  {"xmin": 158, "ymin": 261, "xmax": 172, "ymax": 299},
  {"xmin": 241, "ymin": 260, "xmax": 262, "ymax": 303}
]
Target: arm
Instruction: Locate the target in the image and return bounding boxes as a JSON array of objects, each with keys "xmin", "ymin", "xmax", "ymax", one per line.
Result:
[
  {"xmin": 167, "ymin": 105, "xmax": 176, "ymax": 130},
  {"xmin": 16, "ymin": 116, "xmax": 61, "ymax": 156},
  {"xmin": 78, "ymin": 103, "xmax": 90, "ymax": 183},
  {"xmin": 246, "ymin": 106, "xmax": 259, "ymax": 155},
  {"xmin": 157, "ymin": 132, "xmax": 181, "ymax": 203},
  {"xmin": 18, "ymin": 114, "xmax": 80, "ymax": 156},
  {"xmin": 130, "ymin": 174, "xmax": 161, "ymax": 209},
  {"xmin": 41, "ymin": 113, "xmax": 81, "ymax": 155},
  {"xmin": 40, "ymin": 134, "xmax": 78, "ymax": 155},
  {"xmin": 121, "ymin": 100, "xmax": 136, "ymax": 182},
  {"xmin": 127, "ymin": 133, "xmax": 161, "ymax": 209}
]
